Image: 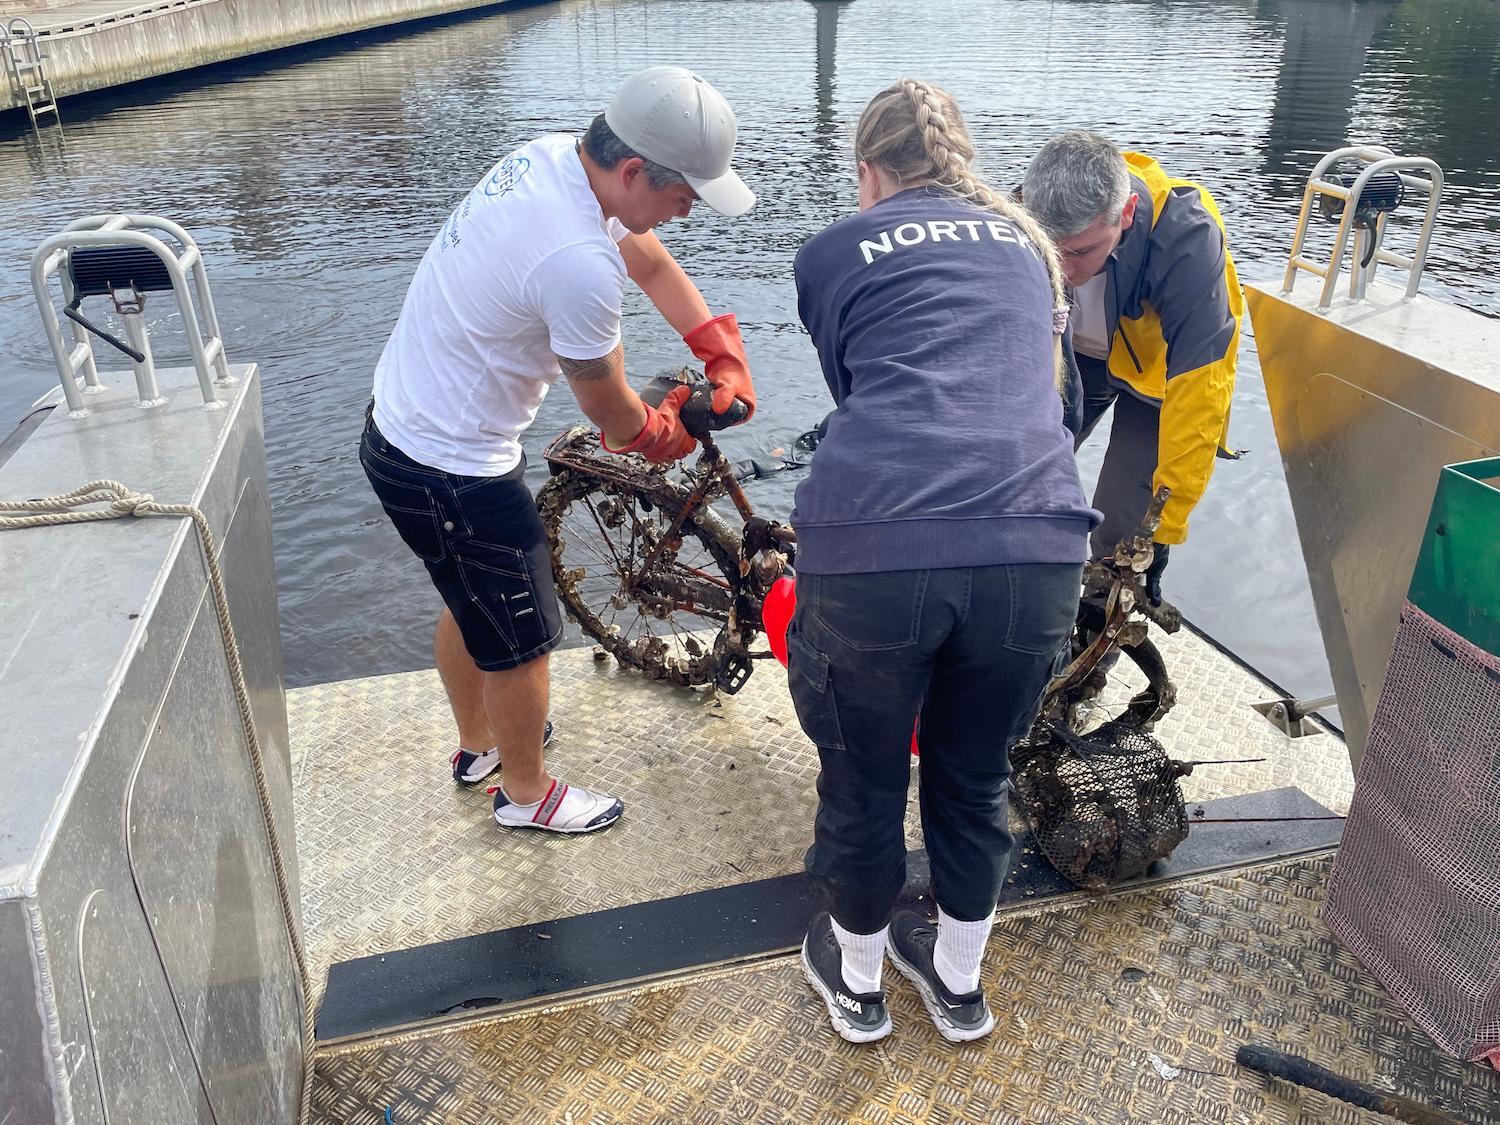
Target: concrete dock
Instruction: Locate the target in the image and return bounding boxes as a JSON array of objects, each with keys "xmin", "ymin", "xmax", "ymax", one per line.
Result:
[{"xmin": 0, "ymin": 0, "xmax": 547, "ymax": 114}]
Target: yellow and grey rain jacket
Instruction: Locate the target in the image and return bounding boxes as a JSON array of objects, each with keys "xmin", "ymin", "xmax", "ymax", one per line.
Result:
[{"xmin": 1093, "ymin": 152, "xmax": 1243, "ymax": 544}]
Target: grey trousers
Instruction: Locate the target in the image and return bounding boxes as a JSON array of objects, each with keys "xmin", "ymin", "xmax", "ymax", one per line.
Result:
[{"xmin": 1075, "ymin": 355, "xmax": 1161, "ymax": 558}]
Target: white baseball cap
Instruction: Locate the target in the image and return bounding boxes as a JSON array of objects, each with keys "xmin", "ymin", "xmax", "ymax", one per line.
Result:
[{"xmin": 604, "ymin": 66, "xmax": 755, "ymax": 218}]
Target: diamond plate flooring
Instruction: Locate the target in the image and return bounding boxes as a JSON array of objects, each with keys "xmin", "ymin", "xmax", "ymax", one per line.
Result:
[
  {"xmin": 288, "ymin": 624, "xmax": 1355, "ymax": 998},
  {"xmin": 311, "ymin": 855, "xmax": 1499, "ymax": 1124}
]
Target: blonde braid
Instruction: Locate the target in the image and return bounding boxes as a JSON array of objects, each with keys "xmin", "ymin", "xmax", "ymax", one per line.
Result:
[
  {"xmin": 902, "ymin": 79, "xmax": 971, "ymax": 185},
  {"xmin": 894, "ymin": 79, "xmax": 1070, "ymax": 388}
]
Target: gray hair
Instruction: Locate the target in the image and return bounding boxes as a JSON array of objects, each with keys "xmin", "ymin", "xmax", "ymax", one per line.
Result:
[
  {"xmin": 580, "ymin": 113, "xmax": 688, "ymax": 191},
  {"xmin": 1022, "ymin": 130, "xmax": 1132, "ymax": 239}
]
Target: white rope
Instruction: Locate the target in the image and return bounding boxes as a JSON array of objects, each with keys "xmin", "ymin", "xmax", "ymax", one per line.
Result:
[{"xmin": 1, "ymin": 480, "xmax": 317, "ymax": 1122}]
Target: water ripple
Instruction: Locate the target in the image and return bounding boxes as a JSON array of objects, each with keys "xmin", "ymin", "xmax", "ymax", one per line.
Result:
[{"xmin": 2, "ymin": 0, "xmax": 1497, "ymax": 690}]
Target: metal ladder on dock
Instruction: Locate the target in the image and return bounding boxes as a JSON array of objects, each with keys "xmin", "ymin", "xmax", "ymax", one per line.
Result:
[{"xmin": 1, "ymin": 18, "xmax": 62, "ymax": 134}]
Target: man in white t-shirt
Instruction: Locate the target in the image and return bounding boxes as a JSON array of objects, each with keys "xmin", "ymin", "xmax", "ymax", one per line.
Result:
[{"xmin": 361, "ymin": 66, "xmax": 756, "ymax": 835}]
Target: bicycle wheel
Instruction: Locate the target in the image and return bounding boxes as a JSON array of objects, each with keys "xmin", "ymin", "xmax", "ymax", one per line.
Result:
[{"xmin": 537, "ymin": 465, "xmax": 756, "ymax": 687}]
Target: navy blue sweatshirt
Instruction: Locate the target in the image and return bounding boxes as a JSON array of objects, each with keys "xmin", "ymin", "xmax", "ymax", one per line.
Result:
[{"xmin": 791, "ymin": 187, "xmax": 1099, "ymax": 574}]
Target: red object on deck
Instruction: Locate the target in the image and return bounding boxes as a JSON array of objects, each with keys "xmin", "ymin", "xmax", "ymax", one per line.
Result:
[
  {"xmin": 763, "ymin": 574, "xmax": 920, "ymax": 756},
  {"xmin": 763, "ymin": 575, "xmax": 795, "ymax": 666}
]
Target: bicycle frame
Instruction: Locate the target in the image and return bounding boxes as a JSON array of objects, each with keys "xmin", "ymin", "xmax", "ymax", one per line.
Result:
[{"xmin": 543, "ymin": 424, "xmax": 796, "ymax": 617}]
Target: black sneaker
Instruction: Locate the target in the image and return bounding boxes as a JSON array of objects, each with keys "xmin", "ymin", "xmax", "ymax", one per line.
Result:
[
  {"xmin": 886, "ymin": 910, "xmax": 996, "ymax": 1042},
  {"xmin": 800, "ymin": 913, "xmax": 892, "ymax": 1043},
  {"xmin": 451, "ymin": 720, "xmax": 555, "ymax": 785}
]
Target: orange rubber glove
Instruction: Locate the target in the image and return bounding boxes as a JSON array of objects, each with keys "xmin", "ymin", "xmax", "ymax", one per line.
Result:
[
  {"xmin": 601, "ymin": 384, "xmax": 698, "ymax": 464},
  {"xmin": 683, "ymin": 313, "xmax": 756, "ymax": 422}
]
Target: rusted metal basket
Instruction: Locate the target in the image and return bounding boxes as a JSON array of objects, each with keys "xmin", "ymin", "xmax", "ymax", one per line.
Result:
[{"xmin": 1012, "ymin": 719, "xmax": 1189, "ymax": 893}]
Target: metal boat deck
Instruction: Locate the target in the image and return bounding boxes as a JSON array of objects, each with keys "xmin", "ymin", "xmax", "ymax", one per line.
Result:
[
  {"xmin": 311, "ymin": 855, "xmax": 1498, "ymax": 1124},
  {"xmin": 290, "ymin": 624, "xmax": 1354, "ymax": 1007},
  {"xmin": 284, "ymin": 625, "xmax": 1497, "ymax": 1122}
]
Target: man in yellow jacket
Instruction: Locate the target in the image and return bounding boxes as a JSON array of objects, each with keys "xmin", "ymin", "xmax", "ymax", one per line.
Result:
[{"xmin": 1023, "ymin": 131, "xmax": 1242, "ymax": 603}]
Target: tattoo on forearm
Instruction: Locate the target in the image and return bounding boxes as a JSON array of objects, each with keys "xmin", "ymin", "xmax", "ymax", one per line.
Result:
[{"xmin": 558, "ymin": 343, "xmax": 622, "ymax": 383}]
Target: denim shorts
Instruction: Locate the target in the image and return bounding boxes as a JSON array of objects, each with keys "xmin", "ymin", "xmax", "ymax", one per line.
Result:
[{"xmin": 359, "ymin": 415, "xmax": 562, "ymax": 671}]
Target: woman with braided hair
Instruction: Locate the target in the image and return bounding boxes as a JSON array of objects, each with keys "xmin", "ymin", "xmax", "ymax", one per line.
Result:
[{"xmin": 789, "ymin": 79, "xmax": 1099, "ymax": 1044}]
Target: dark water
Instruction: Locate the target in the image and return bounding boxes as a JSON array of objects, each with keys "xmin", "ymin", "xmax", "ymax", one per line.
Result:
[{"xmin": 2, "ymin": 0, "xmax": 1498, "ymax": 695}]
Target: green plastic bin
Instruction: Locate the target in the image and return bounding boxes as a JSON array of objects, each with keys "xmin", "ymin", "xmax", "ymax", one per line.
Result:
[{"xmin": 1406, "ymin": 457, "xmax": 1500, "ymax": 658}]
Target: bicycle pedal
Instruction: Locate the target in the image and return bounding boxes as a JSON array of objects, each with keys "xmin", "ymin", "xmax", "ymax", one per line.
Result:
[{"xmin": 714, "ymin": 651, "xmax": 754, "ymax": 695}]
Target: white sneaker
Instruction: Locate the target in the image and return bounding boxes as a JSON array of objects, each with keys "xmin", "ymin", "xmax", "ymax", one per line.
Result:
[
  {"xmin": 490, "ymin": 778, "xmax": 623, "ymax": 834},
  {"xmin": 451, "ymin": 720, "xmax": 555, "ymax": 785}
]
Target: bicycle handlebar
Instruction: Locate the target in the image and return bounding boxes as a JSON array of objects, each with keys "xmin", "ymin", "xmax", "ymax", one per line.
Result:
[
  {"xmin": 639, "ymin": 370, "xmax": 750, "ymax": 442},
  {"xmin": 680, "ymin": 384, "xmax": 750, "ymax": 440}
]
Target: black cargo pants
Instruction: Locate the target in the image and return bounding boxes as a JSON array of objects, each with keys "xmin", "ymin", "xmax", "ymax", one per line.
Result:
[{"xmin": 788, "ymin": 563, "xmax": 1081, "ymax": 934}]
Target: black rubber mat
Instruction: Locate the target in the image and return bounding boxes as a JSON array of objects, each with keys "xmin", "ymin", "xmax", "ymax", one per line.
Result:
[{"xmin": 317, "ymin": 786, "xmax": 1340, "ymax": 1042}]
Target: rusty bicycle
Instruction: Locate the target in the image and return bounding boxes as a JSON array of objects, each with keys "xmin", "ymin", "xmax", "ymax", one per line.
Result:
[
  {"xmin": 537, "ymin": 368, "xmax": 1180, "ymax": 719},
  {"xmin": 537, "ymin": 370, "xmax": 791, "ymax": 693}
]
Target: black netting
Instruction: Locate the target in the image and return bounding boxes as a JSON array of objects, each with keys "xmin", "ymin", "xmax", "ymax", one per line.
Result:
[{"xmin": 1012, "ymin": 720, "xmax": 1189, "ymax": 892}]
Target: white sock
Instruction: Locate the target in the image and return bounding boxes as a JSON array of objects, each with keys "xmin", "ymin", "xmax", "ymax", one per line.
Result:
[
  {"xmin": 933, "ymin": 907, "xmax": 992, "ymax": 995},
  {"xmin": 831, "ymin": 917, "xmax": 887, "ymax": 994}
]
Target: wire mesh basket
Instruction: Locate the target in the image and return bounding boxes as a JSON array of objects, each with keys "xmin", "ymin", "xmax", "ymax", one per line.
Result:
[{"xmin": 1012, "ymin": 719, "xmax": 1190, "ymax": 893}]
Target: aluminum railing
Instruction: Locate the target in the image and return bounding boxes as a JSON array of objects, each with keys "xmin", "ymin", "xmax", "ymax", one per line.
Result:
[
  {"xmin": 31, "ymin": 215, "xmax": 233, "ymax": 416},
  {"xmin": 1282, "ymin": 145, "xmax": 1443, "ymax": 311}
]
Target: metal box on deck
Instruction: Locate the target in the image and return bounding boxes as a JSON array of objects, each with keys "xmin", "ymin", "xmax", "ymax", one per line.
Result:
[{"xmin": 0, "ymin": 364, "xmax": 303, "ymax": 1123}]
